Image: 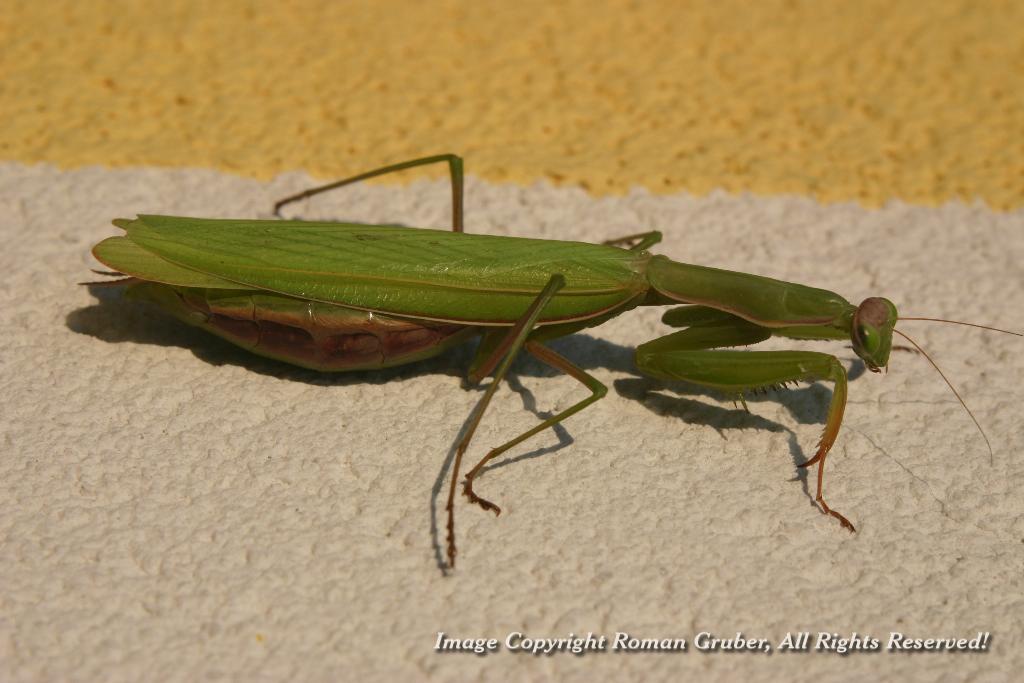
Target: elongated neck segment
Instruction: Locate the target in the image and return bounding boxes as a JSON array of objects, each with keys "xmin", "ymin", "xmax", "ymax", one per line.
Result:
[{"xmin": 645, "ymin": 255, "xmax": 855, "ymax": 328}]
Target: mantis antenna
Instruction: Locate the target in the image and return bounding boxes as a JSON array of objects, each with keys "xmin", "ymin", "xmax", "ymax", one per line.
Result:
[
  {"xmin": 892, "ymin": 318, "xmax": 1020, "ymax": 464},
  {"xmin": 892, "ymin": 327, "xmax": 997, "ymax": 463},
  {"xmin": 899, "ymin": 317, "xmax": 1022, "ymax": 337}
]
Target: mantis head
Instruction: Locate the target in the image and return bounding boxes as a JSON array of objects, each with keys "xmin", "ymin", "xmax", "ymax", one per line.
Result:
[{"xmin": 850, "ymin": 297, "xmax": 899, "ymax": 372}]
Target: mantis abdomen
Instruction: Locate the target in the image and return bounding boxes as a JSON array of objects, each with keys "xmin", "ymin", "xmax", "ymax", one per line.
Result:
[{"xmin": 126, "ymin": 281, "xmax": 477, "ymax": 371}]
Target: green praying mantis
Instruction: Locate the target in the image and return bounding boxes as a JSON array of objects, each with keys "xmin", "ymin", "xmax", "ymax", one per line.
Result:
[{"xmin": 88, "ymin": 154, "xmax": 1020, "ymax": 568}]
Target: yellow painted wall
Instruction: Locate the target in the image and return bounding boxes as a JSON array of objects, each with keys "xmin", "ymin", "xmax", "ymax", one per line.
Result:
[{"xmin": 2, "ymin": 0, "xmax": 1021, "ymax": 208}]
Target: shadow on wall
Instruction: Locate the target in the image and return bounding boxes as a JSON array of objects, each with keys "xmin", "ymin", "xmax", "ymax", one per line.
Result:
[
  {"xmin": 67, "ymin": 282, "xmax": 866, "ymax": 406},
  {"xmin": 69, "ymin": 284, "xmax": 867, "ymax": 572}
]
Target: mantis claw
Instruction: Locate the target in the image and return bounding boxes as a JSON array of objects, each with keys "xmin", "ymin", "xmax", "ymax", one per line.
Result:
[{"xmin": 797, "ymin": 451, "xmax": 824, "ymax": 468}]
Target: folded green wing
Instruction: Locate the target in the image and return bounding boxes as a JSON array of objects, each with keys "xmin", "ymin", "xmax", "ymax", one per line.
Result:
[
  {"xmin": 93, "ymin": 236, "xmax": 251, "ymax": 289},
  {"xmin": 93, "ymin": 215, "xmax": 651, "ymax": 324}
]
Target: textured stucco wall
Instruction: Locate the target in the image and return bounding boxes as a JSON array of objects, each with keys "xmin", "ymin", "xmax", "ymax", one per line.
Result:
[
  {"xmin": 2, "ymin": 163, "xmax": 1022, "ymax": 680},
  {"xmin": 2, "ymin": 0, "xmax": 1023, "ymax": 208},
  {"xmin": 2, "ymin": 1, "xmax": 1023, "ymax": 681}
]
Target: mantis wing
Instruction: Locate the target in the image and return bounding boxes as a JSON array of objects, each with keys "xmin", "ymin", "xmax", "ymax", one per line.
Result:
[{"xmin": 94, "ymin": 215, "xmax": 651, "ymax": 324}]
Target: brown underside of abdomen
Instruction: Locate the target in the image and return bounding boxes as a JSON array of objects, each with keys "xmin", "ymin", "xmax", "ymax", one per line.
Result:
[{"xmin": 131, "ymin": 283, "xmax": 476, "ymax": 371}]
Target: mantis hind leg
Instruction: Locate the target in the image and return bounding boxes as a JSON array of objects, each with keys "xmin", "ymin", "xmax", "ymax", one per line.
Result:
[
  {"xmin": 273, "ymin": 153, "xmax": 465, "ymax": 231},
  {"xmin": 635, "ymin": 323, "xmax": 854, "ymax": 531}
]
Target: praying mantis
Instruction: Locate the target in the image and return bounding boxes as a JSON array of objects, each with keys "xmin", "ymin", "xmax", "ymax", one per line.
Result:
[{"xmin": 88, "ymin": 154, "xmax": 1020, "ymax": 568}]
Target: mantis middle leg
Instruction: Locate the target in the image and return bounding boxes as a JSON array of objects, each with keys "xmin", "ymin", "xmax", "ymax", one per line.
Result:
[
  {"xmin": 444, "ymin": 278, "xmax": 613, "ymax": 567},
  {"xmin": 461, "ymin": 341, "xmax": 608, "ymax": 514}
]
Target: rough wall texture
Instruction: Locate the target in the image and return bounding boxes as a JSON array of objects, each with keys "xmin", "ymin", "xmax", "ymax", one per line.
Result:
[
  {"xmin": 1, "ymin": 163, "xmax": 1022, "ymax": 680},
  {"xmin": 2, "ymin": 1, "xmax": 1023, "ymax": 680}
]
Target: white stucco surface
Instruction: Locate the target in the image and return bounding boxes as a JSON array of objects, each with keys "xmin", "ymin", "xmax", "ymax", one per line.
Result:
[{"xmin": 1, "ymin": 162, "xmax": 1022, "ymax": 680}]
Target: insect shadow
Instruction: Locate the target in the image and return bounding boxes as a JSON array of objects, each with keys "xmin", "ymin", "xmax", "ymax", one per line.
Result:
[
  {"xmin": 69, "ymin": 284, "xmax": 638, "ymax": 385},
  {"xmin": 69, "ymin": 286, "xmax": 867, "ymax": 572},
  {"xmin": 68, "ymin": 287, "xmax": 470, "ymax": 384}
]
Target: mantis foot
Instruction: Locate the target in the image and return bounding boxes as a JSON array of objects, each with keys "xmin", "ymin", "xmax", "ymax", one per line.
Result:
[
  {"xmin": 445, "ymin": 501, "xmax": 457, "ymax": 569},
  {"xmin": 816, "ymin": 498, "xmax": 856, "ymax": 532},
  {"xmin": 463, "ymin": 480, "xmax": 502, "ymax": 516},
  {"xmin": 799, "ymin": 439, "xmax": 856, "ymax": 531}
]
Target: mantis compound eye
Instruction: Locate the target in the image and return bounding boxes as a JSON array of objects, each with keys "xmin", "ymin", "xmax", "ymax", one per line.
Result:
[{"xmin": 858, "ymin": 325, "xmax": 880, "ymax": 355}]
